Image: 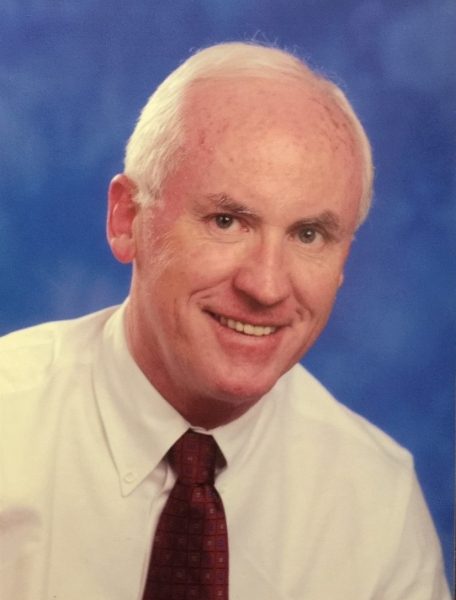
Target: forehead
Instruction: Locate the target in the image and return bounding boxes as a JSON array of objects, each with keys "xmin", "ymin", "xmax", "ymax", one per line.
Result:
[
  {"xmin": 182, "ymin": 76, "xmax": 358, "ymax": 159},
  {"xmin": 157, "ymin": 76, "xmax": 363, "ymax": 230}
]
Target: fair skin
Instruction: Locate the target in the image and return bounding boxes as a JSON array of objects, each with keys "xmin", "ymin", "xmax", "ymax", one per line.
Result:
[{"xmin": 107, "ymin": 77, "xmax": 364, "ymax": 429}]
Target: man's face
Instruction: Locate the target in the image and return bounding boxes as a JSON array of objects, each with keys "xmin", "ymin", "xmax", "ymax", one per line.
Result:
[{"xmin": 123, "ymin": 78, "xmax": 364, "ymax": 424}]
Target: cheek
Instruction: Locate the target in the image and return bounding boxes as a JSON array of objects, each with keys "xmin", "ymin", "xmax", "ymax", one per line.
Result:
[
  {"xmin": 138, "ymin": 243, "xmax": 238, "ymax": 308},
  {"xmin": 179, "ymin": 238, "xmax": 248, "ymax": 284},
  {"xmin": 292, "ymin": 260, "xmax": 345, "ymax": 313}
]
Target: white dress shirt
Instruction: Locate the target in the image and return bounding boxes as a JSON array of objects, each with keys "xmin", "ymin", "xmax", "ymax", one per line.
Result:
[{"xmin": 0, "ymin": 304, "xmax": 450, "ymax": 600}]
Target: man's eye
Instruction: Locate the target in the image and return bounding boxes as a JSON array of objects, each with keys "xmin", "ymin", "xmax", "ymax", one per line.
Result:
[
  {"xmin": 214, "ymin": 214, "xmax": 235, "ymax": 229},
  {"xmin": 298, "ymin": 226, "xmax": 321, "ymax": 244},
  {"xmin": 207, "ymin": 213, "xmax": 247, "ymax": 239}
]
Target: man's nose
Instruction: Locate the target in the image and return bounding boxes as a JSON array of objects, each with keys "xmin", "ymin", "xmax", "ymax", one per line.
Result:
[{"xmin": 232, "ymin": 235, "xmax": 292, "ymax": 307}]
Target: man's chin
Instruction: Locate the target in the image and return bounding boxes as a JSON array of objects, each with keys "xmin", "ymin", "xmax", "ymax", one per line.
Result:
[{"xmin": 210, "ymin": 371, "xmax": 280, "ymax": 408}]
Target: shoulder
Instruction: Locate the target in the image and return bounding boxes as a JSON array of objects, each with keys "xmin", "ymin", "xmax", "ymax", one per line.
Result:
[
  {"xmin": 271, "ymin": 364, "xmax": 420, "ymax": 556},
  {"xmin": 279, "ymin": 363, "xmax": 413, "ymax": 475},
  {"xmin": 280, "ymin": 366, "xmax": 449, "ymax": 596},
  {"xmin": 0, "ymin": 305, "xmax": 119, "ymax": 394}
]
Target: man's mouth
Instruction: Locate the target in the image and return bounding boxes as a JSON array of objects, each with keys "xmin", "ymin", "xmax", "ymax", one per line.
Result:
[{"xmin": 212, "ymin": 313, "xmax": 278, "ymax": 337}]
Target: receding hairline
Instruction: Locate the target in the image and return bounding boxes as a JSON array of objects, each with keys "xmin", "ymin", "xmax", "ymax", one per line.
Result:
[
  {"xmin": 180, "ymin": 71, "xmax": 355, "ymax": 131},
  {"xmin": 175, "ymin": 72, "xmax": 369, "ymax": 202},
  {"xmin": 124, "ymin": 41, "xmax": 373, "ymax": 226}
]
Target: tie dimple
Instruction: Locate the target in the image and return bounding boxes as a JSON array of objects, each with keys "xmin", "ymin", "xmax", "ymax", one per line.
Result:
[{"xmin": 169, "ymin": 431, "xmax": 218, "ymax": 485}]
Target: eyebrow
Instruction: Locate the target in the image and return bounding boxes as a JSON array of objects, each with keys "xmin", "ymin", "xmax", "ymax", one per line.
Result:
[
  {"xmin": 196, "ymin": 193, "xmax": 344, "ymax": 234},
  {"xmin": 294, "ymin": 211, "xmax": 342, "ymax": 232},
  {"xmin": 196, "ymin": 193, "xmax": 261, "ymax": 221}
]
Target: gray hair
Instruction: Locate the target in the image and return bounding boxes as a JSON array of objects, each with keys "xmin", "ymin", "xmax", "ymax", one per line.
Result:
[{"xmin": 124, "ymin": 42, "xmax": 374, "ymax": 226}]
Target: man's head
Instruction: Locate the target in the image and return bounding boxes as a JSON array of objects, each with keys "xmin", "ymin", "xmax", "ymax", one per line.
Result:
[{"xmin": 107, "ymin": 42, "xmax": 373, "ymax": 428}]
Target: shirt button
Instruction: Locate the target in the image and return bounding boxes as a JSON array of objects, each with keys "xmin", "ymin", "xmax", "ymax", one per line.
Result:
[{"xmin": 123, "ymin": 471, "xmax": 137, "ymax": 483}]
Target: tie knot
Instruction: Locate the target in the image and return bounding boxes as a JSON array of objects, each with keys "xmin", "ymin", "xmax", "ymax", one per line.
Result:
[{"xmin": 168, "ymin": 430, "xmax": 219, "ymax": 485}]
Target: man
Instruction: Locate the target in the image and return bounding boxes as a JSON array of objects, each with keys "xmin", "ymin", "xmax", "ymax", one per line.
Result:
[{"xmin": 0, "ymin": 42, "xmax": 450, "ymax": 599}]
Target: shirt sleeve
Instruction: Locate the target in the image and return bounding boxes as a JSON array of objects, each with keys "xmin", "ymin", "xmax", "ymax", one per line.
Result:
[{"xmin": 375, "ymin": 470, "xmax": 451, "ymax": 600}]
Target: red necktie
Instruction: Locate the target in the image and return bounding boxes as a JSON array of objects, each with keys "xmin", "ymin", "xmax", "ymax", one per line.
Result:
[{"xmin": 142, "ymin": 430, "xmax": 229, "ymax": 600}]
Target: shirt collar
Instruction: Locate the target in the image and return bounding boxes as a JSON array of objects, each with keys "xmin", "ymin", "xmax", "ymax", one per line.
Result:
[
  {"xmin": 93, "ymin": 301, "xmax": 280, "ymax": 495},
  {"xmin": 94, "ymin": 302, "xmax": 188, "ymax": 495}
]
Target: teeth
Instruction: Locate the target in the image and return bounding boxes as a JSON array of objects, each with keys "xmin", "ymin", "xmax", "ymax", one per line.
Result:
[{"xmin": 218, "ymin": 315, "xmax": 276, "ymax": 336}]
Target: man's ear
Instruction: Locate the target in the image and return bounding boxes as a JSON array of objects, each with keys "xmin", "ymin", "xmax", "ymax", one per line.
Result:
[{"xmin": 107, "ymin": 174, "xmax": 138, "ymax": 264}]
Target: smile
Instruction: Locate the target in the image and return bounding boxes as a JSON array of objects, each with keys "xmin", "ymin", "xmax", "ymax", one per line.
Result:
[{"xmin": 215, "ymin": 314, "xmax": 278, "ymax": 337}]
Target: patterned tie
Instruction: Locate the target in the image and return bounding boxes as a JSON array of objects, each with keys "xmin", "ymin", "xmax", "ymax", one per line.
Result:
[{"xmin": 142, "ymin": 430, "xmax": 229, "ymax": 600}]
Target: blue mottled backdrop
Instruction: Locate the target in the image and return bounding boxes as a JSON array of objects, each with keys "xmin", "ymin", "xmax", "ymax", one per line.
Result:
[{"xmin": 1, "ymin": 0, "xmax": 454, "ymax": 583}]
